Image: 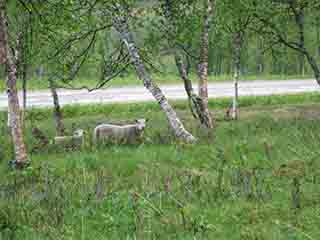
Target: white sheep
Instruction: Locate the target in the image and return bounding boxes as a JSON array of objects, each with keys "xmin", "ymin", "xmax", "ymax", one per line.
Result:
[
  {"xmin": 54, "ymin": 129, "xmax": 84, "ymax": 149},
  {"xmin": 93, "ymin": 119, "xmax": 146, "ymax": 145}
]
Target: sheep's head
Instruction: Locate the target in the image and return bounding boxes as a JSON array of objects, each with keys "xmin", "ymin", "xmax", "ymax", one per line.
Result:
[
  {"xmin": 135, "ymin": 119, "xmax": 146, "ymax": 131},
  {"xmin": 73, "ymin": 129, "xmax": 84, "ymax": 137}
]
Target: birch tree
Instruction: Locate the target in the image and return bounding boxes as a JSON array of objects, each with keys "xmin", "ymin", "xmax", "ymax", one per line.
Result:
[
  {"xmin": 198, "ymin": 0, "xmax": 214, "ymax": 128},
  {"xmin": 218, "ymin": 0, "xmax": 252, "ymax": 120},
  {"xmin": 15, "ymin": 11, "xmax": 33, "ymax": 124},
  {"xmin": 248, "ymin": 0, "xmax": 320, "ymax": 85},
  {"xmin": 231, "ymin": 31, "xmax": 241, "ymax": 120},
  {"xmin": 0, "ymin": 0, "xmax": 29, "ymax": 168},
  {"xmin": 112, "ymin": 6, "xmax": 197, "ymax": 143},
  {"xmin": 160, "ymin": 0, "xmax": 214, "ymax": 128}
]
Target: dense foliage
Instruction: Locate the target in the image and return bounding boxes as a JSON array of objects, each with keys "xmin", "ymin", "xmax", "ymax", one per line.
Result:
[{"xmin": 1, "ymin": 0, "xmax": 319, "ymax": 84}]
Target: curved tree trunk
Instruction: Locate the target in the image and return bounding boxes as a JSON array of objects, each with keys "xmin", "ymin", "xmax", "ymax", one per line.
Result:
[
  {"xmin": 198, "ymin": 0, "xmax": 214, "ymax": 129},
  {"xmin": 113, "ymin": 14, "xmax": 196, "ymax": 143},
  {"xmin": 175, "ymin": 52, "xmax": 214, "ymax": 126},
  {"xmin": 297, "ymin": 11, "xmax": 305, "ymax": 76},
  {"xmin": 291, "ymin": 4, "xmax": 319, "ymax": 85},
  {"xmin": 0, "ymin": 1, "xmax": 28, "ymax": 168},
  {"xmin": 162, "ymin": 0, "xmax": 213, "ymax": 128},
  {"xmin": 305, "ymin": 52, "xmax": 320, "ymax": 85},
  {"xmin": 174, "ymin": 53, "xmax": 195, "ymax": 99},
  {"xmin": 49, "ymin": 77, "xmax": 65, "ymax": 136}
]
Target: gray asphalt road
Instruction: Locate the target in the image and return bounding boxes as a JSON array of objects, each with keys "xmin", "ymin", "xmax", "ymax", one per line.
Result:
[{"xmin": 0, "ymin": 79, "xmax": 318, "ymax": 109}]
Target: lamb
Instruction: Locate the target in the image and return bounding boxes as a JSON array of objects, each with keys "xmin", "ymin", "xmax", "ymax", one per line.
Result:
[
  {"xmin": 54, "ymin": 129, "xmax": 84, "ymax": 150},
  {"xmin": 93, "ymin": 119, "xmax": 146, "ymax": 145}
]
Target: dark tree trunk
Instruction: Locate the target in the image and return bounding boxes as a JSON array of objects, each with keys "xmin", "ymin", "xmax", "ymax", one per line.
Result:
[
  {"xmin": 174, "ymin": 53, "xmax": 195, "ymax": 99},
  {"xmin": 255, "ymin": 2, "xmax": 319, "ymax": 86},
  {"xmin": 271, "ymin": 49, "xmax": 280, "ymax": 75},
  {"xmin": 48, "ymin": 77, "xmax": 65, "ymax": 136},
  {"xmin": 0, "ymin": 4, "xmax": 4, "ymax": 65},
  {"xmin": 20, "ymin": 55, "xmax": 27, "ymax": 128},
  {"xmin": 256, "ymin": 36, "xmax": 264, "ymax": 74},
  {"xmin": 316, "ymin": 16, "xmax": 320, "ymax": 59},
  {"xmin": 185, "ymin": 50, "xmax": 192, "ymax": 76},
  {"xmin": 282, "ymin": 19, "xmax": 289, "ymax": 76},
  {"xmin": 20, "ymin": 27, "xmax": 28, "ymax": 111},
  {"xmin": 175, "ymin": 52, "xmax": 211, "ymax": 122},
  {"xmin": 297, "ymin": 10, "xmax": 305, "ymax": 76},
  {"xmin": 0, "ymin": 1, "xmax": 28, "ymax": 168},
  {"xmin": 22, "ymin": 64, "xmax": 27, "ymax": 110},
  {"xmin": 214, "ymin": 48, "xmax": 223, "ymax": 76},
  {"xmin": 16, "ymin": 24, "xmax": 28, "ymax": 118},
  {"xmin": 198, "ymin": 0, "xmax": 214, "ymax": 129},
  {"xmin": 291, "ymin": 6, "xmax": 320, "ymax": 84},
  {"xmin": 305, "ymin": 52, "xmax": 320, "ymax": 85}
]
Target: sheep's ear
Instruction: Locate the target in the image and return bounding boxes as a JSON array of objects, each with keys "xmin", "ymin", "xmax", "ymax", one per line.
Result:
[{"xmin": 135, "ymin": 119, "xmax": 146, "ymax": 124}]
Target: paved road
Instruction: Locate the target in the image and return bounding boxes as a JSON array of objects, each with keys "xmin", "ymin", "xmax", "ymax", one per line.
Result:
[{"xmin": 0, "ymin": 79, "xmax": 318, "ymax": 109}]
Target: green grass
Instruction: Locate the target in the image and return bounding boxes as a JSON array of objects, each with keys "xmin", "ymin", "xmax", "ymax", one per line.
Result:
[
  {"xmin": 0, "ymin": 73, "xmax": 313, "ymax": 91},
  {"xmin": 19, "ymin": 92, "xmax": 320, "ymax": 120},
  {"xmin": 0, "ymin": 94, "xmax": 320, "ymax": 239}
]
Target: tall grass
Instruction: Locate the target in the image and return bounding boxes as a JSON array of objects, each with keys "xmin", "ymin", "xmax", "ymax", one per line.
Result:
[{"xmin": 0, "ymin": 98, "xmax": 319, "ymax": 239}]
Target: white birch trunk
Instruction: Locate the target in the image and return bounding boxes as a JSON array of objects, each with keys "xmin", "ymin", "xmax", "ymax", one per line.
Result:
[
  {"xmin": 232, "ymin": 31, "xmax": 242, "ymax": 120},
  {"xmin": 112, "ymin": 14, "xmax": 196, "ymax": 143},
  {"xmin": 198, "ymin": 0, "xmax": 214, "ymax": 128},
  {"xmin": 0, "ymin": 1, "xmax": 29, "ymax": 168}
]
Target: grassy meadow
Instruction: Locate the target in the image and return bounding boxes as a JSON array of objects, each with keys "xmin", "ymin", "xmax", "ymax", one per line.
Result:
[{"xmin": 0, "ymin": 94, "xmax": 320, "ymax": 239}]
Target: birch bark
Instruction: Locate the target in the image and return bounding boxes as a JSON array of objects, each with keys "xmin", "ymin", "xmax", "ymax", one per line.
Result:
[
  {"xmin": 113, "ymin": 14, "xmax": 196, "ymax": 143},
  {"xmin": 163, "ymin": 0, "xmax": 213, "ymax": 128},
  {"xmin": 198, "ymin": 0, "xmax": 214, "ymax": 128},
  {"xmin": 232, "ymin": 31, "xmax": 242, "ymax": 120},
  {"xmin": 0, "ymin": 0, "xmax": 29, "ymax": 167}
]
